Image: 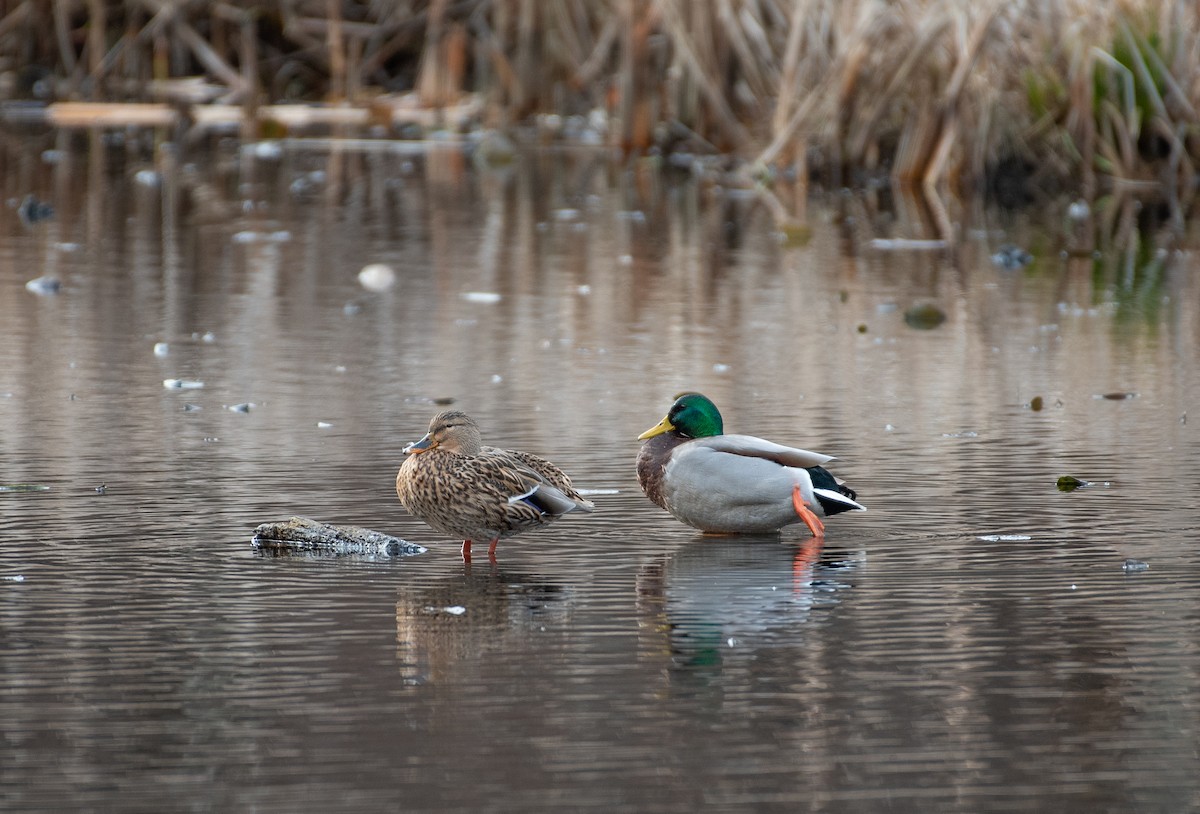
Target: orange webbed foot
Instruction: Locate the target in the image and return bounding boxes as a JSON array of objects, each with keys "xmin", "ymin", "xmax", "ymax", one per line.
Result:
[{"xmin": 791, "ymin": 485, "xmax": 825, "ymax": 538}]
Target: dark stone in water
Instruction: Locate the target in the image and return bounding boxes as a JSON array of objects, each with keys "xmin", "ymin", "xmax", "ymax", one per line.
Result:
[
  {"xmin": 904, "ymin": 303, "xmax": 946, "ymax": 330},
  {"xmin": 1057, "ymin": 475, "xmax": 1087, "ymax": 492}
]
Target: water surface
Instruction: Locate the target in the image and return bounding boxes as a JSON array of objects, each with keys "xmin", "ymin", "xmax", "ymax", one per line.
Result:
[{"xmin": 1, "ymin": 137, "xmax": 1199, "ymax": 812}]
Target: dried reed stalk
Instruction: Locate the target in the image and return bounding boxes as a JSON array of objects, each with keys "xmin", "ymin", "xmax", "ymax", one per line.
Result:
[{"xmin": 4, "ymin": 0, "xmax": 1197, "ymax": 200}]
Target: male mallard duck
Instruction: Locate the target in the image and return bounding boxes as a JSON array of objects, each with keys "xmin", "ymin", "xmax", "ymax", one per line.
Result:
[
  {"xmin": 636, "ymin": 393, "xmax": 865, "ymax": 536},
  {"xmin": 396, "ymin": 410, "xmax": 594, "ymax": 561}
]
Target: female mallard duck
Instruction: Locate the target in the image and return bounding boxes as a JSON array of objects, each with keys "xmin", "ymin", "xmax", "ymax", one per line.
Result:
[
  {"xmin": 396, "ymin": 410, "xmax": 594, "ymax": 561},
  {"xmin": 636, "ymin": 393, "xmax": 865, "ymax": 536}
]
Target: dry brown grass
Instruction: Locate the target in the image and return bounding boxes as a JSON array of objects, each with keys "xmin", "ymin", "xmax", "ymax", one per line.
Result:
[{"xmin": 3, "ymin": 0, "xmax": 1198, "ymax": 206}]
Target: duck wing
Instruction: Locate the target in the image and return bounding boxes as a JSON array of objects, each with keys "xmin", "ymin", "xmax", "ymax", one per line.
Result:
[
  {"xmin": 688, "ymin": 434, "xmax": 835, "ymax": 469},
  {"xmin": 481, "ymin": 446, "xmax": 595, "ymax": 514}
]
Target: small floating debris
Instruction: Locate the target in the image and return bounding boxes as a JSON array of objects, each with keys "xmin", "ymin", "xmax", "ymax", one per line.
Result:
[
  {"xmin": 462, "ymin": 291, "xmax": 502, "ymax": 304},
  {"xmin": 183, "ymin": 403, "xmax": 202, "ymax": 412},
  {"xmin": 712, "ymin": 363, "xmax": 730, "ymax": 373},
  {"xmin": 990, "ymin": 244, "xmax": 1033, "ymax": 269},
  {"xmin": 3, "ymin": 574, "xmax": 25, "ymax": 582},
  {"xmin": 232, "ymin": 229, "xmax": 291, "ymax": 244},
  {"xmin": 248, "ymin": 141, "xmax": 283, "ymax": 160},
  {"xmin": 1030, "ymin": 395, "xmax": 1044, "ymax": 411},
  {"xmin": 94, "ymin": 484, "xmax": 106, "ymax": 494},
  {"xmin": 316, "ymin": 421, "xmax": 333, "ymax": 429},
  {"xmin": 251, "ymin": 516, "xmax": 426, "ymax": 557},
  {"xmin": 289, "ymin": 174, "xmax": 321, "ymax": 196},
  {"xmin": 1122, "ymin": 558, "xmax": 1149, "ymax": 572},
  {"xmin": 777, "ymin": 222, "xmax": 813, "ymax": 247},
  {"xmin": 134, "ymin": 169, "xmax": 161, "ymax": 187},
  {"xmin": 17, "ymin": 194, "xmax": 54, "ymax": 225},
  {"xmin": 358, "ymin": 263, "xmax": 396, "ymax": 292},
  {"xmin": 426, "ymin": 605, "xmax": 467, "ymax": 616},
  {"xmin": 227, "ymin": 402, "xmax": 255, "ymax": 413},
  {"xmin": 869, "ymin": 238, "xmax": 947, "ymax": 251},
  {"xmin": 978, "ymin": 534, "xmax": 1033, "ymax": 542},
  {"xmin": 1095, "ymin": 392, "xmax": 1138, "ymax": 401},
  {"xmin": 904, "ymin": 303, "xmax": 946, "ymax": 329},
  {"xmin": 403, "ymin": 395, "xmax": 456, "ymax": 406},
  {"xmin": 163, "ymin": 379, "xmax": 205, "ymax": 389},
  {"xmin": 0, "ymin": 483, "xmax": 50, "ymax": 492},
  {"xmin": 153, "ymin": 342, "xmax": 169, "ymax": 357},
  {"xmin": 25, "ymin": 276, "xmax": 61, "ymax": 296},
  {"xmin": 472, "ymin": 129, "xmax": 516, "ymax": 167}
]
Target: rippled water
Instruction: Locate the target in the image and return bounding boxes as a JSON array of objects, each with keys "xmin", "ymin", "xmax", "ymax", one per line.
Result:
[{"xmin": 2, "ymin": 136, "xmax": 1199, "ymax": 811}]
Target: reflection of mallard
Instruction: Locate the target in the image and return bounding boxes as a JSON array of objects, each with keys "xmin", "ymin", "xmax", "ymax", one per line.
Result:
[
  {"xmin": 637, "ymin": 393, "xmax": 865, "ymax": 536},
  {"xmin": 396, "ymin": 565, "xmax": 571, "ymax": 685},
  {"xmin": 396, "ymin": 410, "xmax": 594, "ymax": 561},
  {"xmin": 637, "ymin": 538, "xmax": 860, "ymax": 674}
]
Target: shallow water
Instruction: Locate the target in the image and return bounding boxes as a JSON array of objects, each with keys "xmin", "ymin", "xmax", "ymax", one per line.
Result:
[{"xmin": 1, "ymin": 136, "xmax": 1199, "ymax": 812}]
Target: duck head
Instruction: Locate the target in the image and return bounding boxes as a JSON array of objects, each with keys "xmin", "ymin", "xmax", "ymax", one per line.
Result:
[
  {"xmin": 405, "ymin": 410, "xmax": 484, "ymax": 455},
  {"xmin": 638, "ymin": 392, "xmax": 724, "ymax": 440}
]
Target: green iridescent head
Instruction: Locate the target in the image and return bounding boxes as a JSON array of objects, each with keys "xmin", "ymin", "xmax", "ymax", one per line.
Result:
[{"xmin": 638, "ymin": 392, "xmax": 724, "ymax": 440}]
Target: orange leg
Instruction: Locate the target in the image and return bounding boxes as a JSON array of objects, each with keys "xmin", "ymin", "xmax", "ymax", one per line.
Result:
[
  {"xmin": 461, "ymin": 540, "xmax": 473, "ymax": 562},
  {"xmin": 487, "ymin": 538, "xmax": 499, "ymax": 563},
  {"xmin": 791, "ymin": 485, "xmax": 825, "ymax": 538}
]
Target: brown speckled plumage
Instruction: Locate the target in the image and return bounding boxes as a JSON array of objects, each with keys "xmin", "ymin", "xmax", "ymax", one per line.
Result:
[{"xmin": 396, "ymin": 411, "xmax": 593, "ymax": 558}]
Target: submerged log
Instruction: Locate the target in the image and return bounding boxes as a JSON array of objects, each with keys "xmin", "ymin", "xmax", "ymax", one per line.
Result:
[{"xmin": 251, "ymin": 516, "xmax": 426, "ymax": 557}]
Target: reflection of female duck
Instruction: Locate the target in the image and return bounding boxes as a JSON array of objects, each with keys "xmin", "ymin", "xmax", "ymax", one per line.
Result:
[
  {"xmin": 396, "ymin": 565, "xmax": 571, "ymax": 685},
  {"xmin": 637, "ymin": 393, "xmax": 865, "ymax": 536},
  {"xmin": 637, "ymin": 538, "xmax": 860, "ymax": 671}
]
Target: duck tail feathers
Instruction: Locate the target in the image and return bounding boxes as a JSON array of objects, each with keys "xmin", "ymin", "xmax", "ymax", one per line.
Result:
[
  {"xmin": 813, "ymin": 487, "xmax": 866, "ymax": 516},
  {"xmin": 511, "ymin": 483, "xmax": 594, "ymax": 515}
]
